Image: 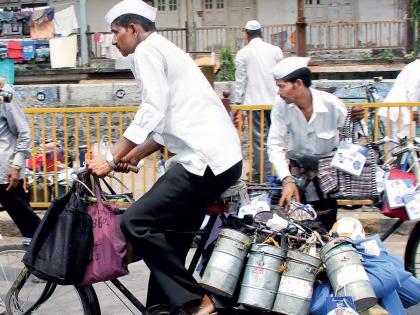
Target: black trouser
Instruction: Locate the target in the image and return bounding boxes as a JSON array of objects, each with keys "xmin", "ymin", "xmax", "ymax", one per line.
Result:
[
  {"xmin": 308, "ymin": 198, "xmax": 338, "ymax": 232},
  {"xmin": 298, "ymin": 177, "xmax": 338, "ymax": 232},
  {"xmin": 120, "ymin": 161, "xmax": 242, "ymax": 308},
  {"xmin": 252, "ymin": 110, "xmax": 271, "ymax": 182},
  {"xmin": 0, "ymin": 180, "xmax": 41, "ymax": 238}
]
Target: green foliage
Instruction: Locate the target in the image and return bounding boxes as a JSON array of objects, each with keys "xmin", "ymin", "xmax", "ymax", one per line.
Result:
[
  {"xmin": 412, "ymin": 0, "xmax": 420, "ymax": 21},
  {"xmin": 362, "ymin": 51, "xmax": 373, "ymax": 60},
  {"xmin": 215, "ymin": 46, "xmax": 235, "ymax": 82},
  {"xmin": 411, "ymin": 0, "xmax": 420, "ymax": 54},
  {"xmin": 381, "ymin": 48, "xmax": 394, "ymax": 62}
]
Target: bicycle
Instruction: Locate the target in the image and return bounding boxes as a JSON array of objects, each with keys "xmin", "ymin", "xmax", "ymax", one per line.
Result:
[
  {"xmin": 341, "ymin": 76, "xmax": 386, "ymax": 139},
  {"xmin": 370, "ymin": 136, "xmax": 420, "ymax": 278},
  {"xmin": 0, "ymin": 177, "xmax": 323, "ymax": 315},
  {"xmin": 286, "ymin": 139, "xmax": 420, "ymax": 280}
]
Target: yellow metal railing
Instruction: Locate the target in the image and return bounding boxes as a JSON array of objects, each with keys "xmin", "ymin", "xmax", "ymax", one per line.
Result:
[{"xmin": 22, "ymin": 102, "xmax": 420, "ymax": 208}]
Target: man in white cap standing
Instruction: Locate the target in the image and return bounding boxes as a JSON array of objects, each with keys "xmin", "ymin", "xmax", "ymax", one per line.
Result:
[
  {"xmin": 378, "ymin": 53, "xmax": 420, "ymax": 139},
  {"xmin": 87, "ymin": 1, "xmax": 242, "ymax": 314},
  {"xmin": 267, "ymin": 57, "xmax": 364, "ymax": 230},
  {"xmin": 234, "ymin": 20, "xmax": 283, "ymax": 183}
]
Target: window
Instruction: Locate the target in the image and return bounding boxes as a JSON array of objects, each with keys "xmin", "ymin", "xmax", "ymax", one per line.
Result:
[
  {"xmin": 305, "ymin": 0, "xmax": 321, "ymax": 4},
  {"xmin": 205, "ymin": 0, "xmax": 213, "ymax": 10},
  {"xmin": 169, "ymin": 0, "xmax": 177, "ymax": 11},
  {"xmin": 216, "ymin": 0, "xmax": 224, "ymax": 9},
  {"xmin": 158, "ymin": 0, "xmax": 166, "ymax": 11}
]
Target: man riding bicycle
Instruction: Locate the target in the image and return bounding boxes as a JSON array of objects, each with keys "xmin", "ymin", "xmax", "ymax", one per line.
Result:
[{"xmin": 86, "ymin": 1, "xmax": 242, "ymax": 314}]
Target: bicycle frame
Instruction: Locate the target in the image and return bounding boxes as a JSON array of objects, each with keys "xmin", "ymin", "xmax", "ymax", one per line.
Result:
[{"xmin": 6, "ymin": 212, "xmax": 220, "ymax": 315}]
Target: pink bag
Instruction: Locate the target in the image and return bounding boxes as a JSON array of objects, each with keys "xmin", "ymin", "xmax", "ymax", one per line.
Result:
[{"xmin": 79, "ymin": 185, "xmax": 129, "ymax": 286}]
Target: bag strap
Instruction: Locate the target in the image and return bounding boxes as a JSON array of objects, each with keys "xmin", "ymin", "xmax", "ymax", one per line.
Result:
[{"xmin": 341, "ymin": 107, "xmax": 353, "ymax": 141}]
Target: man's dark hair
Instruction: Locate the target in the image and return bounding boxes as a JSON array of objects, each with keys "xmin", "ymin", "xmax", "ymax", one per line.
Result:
[
  {"xmin": 282, "ymin": 67, "xmax": 312, "ymax": 88},
  {"xmin": 113, "ymin": 13, "xmax": 156, "ymax": 32},
  {"xmin": 245, "ymin": 29, "xmax": 262, "ymax": 40}
]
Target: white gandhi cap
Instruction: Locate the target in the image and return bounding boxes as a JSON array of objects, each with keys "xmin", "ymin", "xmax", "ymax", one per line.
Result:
[
  {"xmin": 244, "ymin": 20, "xmax": 261, "ymax": 31},
  {"xmin": 272, "ymin": 57, "xmax": 311, "ymax": 80},
  {"xmin": 105, "ymin": 0, "xmax": 157, "ymax": 26}
]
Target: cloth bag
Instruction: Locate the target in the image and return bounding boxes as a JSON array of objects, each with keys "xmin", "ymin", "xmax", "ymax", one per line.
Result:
[
  {"xmin": 318, "ymin": 108, "xmax": 380, "ymax": 200},
  {"xmin": 22, "ymin": 180, "xmax": 93, "ymax": 285},
  {"xmin": 78, "ymin": 182, "xmax": 129, "ymax": 286},
  {"xmin": 381, "ymin": 168, "xmax": 414, "ymax": 220}
]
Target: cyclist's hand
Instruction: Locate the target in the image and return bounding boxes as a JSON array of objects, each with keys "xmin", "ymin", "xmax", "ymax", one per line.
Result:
[
  {"xmin": 6, "ymin": 167, "xmax": 20, "ymax": 192},
  {"xmin": 114, "ymin": 162, "xmax": 131, "ymax": 173},
  {"xmin": 119, "ymin": 155, "xmax": 140, "ymax": 167},
  {"xmin": 0, "ymin": 77, "xmax": 5, "ymax": 89},
  {"xmin": 85, "ymin": 156, "xmax": 113, "ymax": 178},
  {"xmin": 279, "ymin": 181, "xmax": 300, "ymax": 208},
  {"xmin": 351, "ymin": 106, "xmax": 365, "ymax": 121}
]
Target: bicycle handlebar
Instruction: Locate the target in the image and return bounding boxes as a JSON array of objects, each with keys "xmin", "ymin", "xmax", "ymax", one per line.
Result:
[
  {"xmin": 392, "ymin": 145, "xmax": 420, "ymax": 157},
  {"xmin": 371, "ymin": 136, "xmax": 399, "ymax": 146}
]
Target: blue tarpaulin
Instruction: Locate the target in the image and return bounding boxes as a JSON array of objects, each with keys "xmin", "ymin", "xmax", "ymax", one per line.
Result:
[
  {"xmin": 0, "ymin": 58, "xmax": 14, "ymax": 84},
  {"xmin": 310, "ymin": 235, "xmax": 420, "ymax": 315}
]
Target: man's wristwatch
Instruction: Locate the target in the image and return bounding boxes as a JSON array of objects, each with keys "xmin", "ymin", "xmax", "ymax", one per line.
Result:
[
  {"xmin": 105, "ymin": 150, "xmax": 117, "ymax": 169},
  {"xmin": 282, "ymin": 176, "xmax": 296, "ymax": 186}
]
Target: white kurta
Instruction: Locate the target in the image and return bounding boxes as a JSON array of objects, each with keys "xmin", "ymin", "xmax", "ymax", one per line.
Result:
[
  {"xmin": 378, "ymin": 59, "xmax": 420, "ymax": 135},
  {"xmin": 124, "ymin": 33, "xmax": 242, "ymax": 176},
  {"xmin": 234, "ymin": 38, "xmax": 283, "ymax": 104},
  {"xmin": 267, "ymin": 88, "xmax": 347, "ymax": 180}
]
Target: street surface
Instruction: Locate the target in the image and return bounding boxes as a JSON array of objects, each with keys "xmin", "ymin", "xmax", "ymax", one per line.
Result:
[{"xmin": 0, "ymin": 233, "xmax": 419, "ymax": 315}]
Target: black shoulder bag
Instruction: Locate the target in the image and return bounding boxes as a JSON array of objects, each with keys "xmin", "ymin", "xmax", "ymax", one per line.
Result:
[{"xmin": 22, "ymin": 179, "xmax": 93, "ymax": 285}]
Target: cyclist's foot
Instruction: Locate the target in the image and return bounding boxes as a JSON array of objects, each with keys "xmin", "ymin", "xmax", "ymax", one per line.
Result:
[{"xmin": 181, "ymin": 295, "xmax": 217, "ymax": 315}]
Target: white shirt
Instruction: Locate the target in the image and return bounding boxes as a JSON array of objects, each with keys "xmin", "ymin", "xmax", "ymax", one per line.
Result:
[
  {"xmin": 124, "ymin": 33, "xmax": 242, "ymax": 176},
  {"xmin": 378, "ymin": 59, "xmax": 420, "ymax": 125},
  {"xmin": 234, "ymin": 38, "xmax": 283, "ymax": 104},
  {"xmin": 267, "ymin": 88, "xmax": 347, "ymax": 180}
]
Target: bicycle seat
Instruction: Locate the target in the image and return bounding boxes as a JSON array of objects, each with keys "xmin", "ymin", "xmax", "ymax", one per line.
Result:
[{"xmin": 207, "ymin": 180, "xmax": 248, "ymax": 215}]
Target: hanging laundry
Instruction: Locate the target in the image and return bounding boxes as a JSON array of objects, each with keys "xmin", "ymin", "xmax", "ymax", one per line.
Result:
[
  {"xmin": 15, "ymin": 10, "xmax": 32, "ymax": 36},
  {"xmin": 99, "ymin": 33, "xmax": 122, "ymax": 59},
  {"xmin": 22, "ymin": 40, "xmax": 36, "ymax": 60},
  {"xmin": 93, "ymin": 32, "xmax": 101, "ymax": 44},
  {"xmin": 0, "ymin": 11, "xmax": 15, "ymax": 23},
  {"xmin": 30, "ymin": 7, "xmax": 55, "ymax": 39},
  {"xmin": 7, "ymin": 40, "xmax": 23, "ymax": 62},
  {"xmin": 49, "ymin": 35, "xmax": 78, "ymax": 68},
  {"xmin": 35, "ymin": 40, "xmax": 50, "ymax": 62},
  {"xmin": 0, "ymin": 42, "xmax": 8, "ymax": 59},
  {"xmin": 53, "ymin": 5, "xmax": 79, "ymax": 37},
  {"xmin": 2, "ymin": 21, "xmax": 23, "ymax": 36}
]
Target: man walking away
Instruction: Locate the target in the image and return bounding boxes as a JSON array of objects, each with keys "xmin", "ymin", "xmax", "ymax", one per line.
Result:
[{"xmin": 234, "ymin": 20, "xmax": 283, "ymax": 183}]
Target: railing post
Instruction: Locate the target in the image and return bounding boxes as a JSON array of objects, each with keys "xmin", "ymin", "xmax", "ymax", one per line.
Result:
[
  {"xmin": 296, "ymin": 0, "xmax": 307, "ymax": 56},
  {"xmin": 186, "ymin": 0, "xmax": 197, "ymax": 51},
  {"xmin": 406, "ymin": 3, "xmax": 414, "ymax": 53},
  {"xmin": 185, "ymin": 21, "xmax": 190, "ymax": 52},
  {"xmin": 79, "ymin": 0, "xmax": 90, "ymax": 66}
]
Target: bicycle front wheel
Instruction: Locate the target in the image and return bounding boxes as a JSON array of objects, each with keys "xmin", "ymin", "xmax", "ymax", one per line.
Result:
[
  {"xmin": 405, "ymin": 221, "xmax": 420, "ymax": 279},
  {"xmin": 0, "ymin": 243, "xmax": 100, "ymax": 315}
]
